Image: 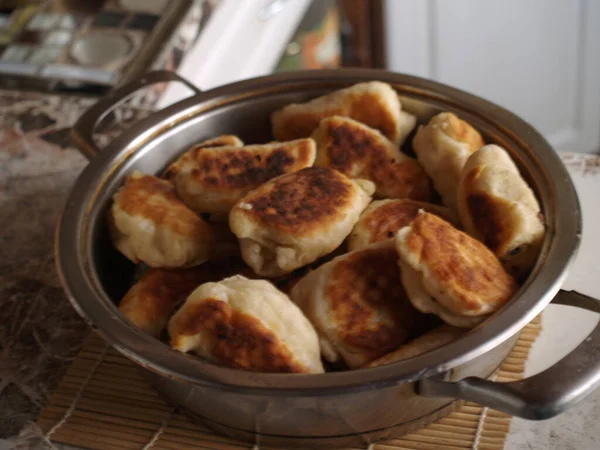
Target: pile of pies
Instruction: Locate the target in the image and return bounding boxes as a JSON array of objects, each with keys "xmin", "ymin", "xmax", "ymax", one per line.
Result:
[{"xmin": 109, "ymin": 81, "xmax": 545, "ymax": 374}]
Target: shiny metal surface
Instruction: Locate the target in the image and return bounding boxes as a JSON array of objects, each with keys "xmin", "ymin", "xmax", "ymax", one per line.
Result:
[
  {"xmin": 72, "ymin": 70, "xmax": 202, "ymax": 159},
  {"xmin": 142, "ymin": 333, "xmax": 517, "ymax": 446},
  {"xmin": 56, "ymin": 69, "xmax": 589, "ymax": 446},
  {"xmin": 420, "ymin": 290, "xmax": 600, "ymax": 420}
]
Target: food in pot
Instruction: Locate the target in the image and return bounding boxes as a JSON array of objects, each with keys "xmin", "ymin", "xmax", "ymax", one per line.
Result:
[
  {"xmin": 413, "ymin": 112, "xmax": 485, "ymax": 211},
  {"xmin": 169, "ymin": 138, "xmax": 317, "ymax": 220},
  {"xmin": 348, "ymin": 199, "xmax": 457, "ymax": 251},
  {"xmin": 271, "ymin": 81, "xmax": 416, "ymax": 145},
  {"xmin": 109, "ymin": 171, "xmax": 214, "ymax": 268},
  {"xmin": 366, "ymin": 325, "xmax": 465, "ymax": 368},
  {"xmin": 396, "ymin": 211, "xmax": 517, "ymax": 328},
  {"xmin": 106, "ymin": 80, "xmax": 547, "ymax": 374},
  {"xmin": 269, "ymin": 245, "xmax": 350, "ymax": 296},
  {"xmin": 119, "ymin": 257, "xmax": 254, "ymax": 337},
  {"xmin": 457, "ymin": 144, "xmax": 546, "ymax": 279},
  {"xmin": 168, "ymin": 276, "xmax": 325, "ymax": 374},
  {"xmin": 312, "ymin": 116, "xmax": 430, "ymax": 200},
  {"xmin": 229, "ymin": 166, "xmax": 374, "ymax": 276},
  {"xmin": 290, "ymin": 241, "xmax": 435, "ymax": 368},
  {"xmin": 163, "ymin": 134, "xmax": 244, "ymax": 182}
]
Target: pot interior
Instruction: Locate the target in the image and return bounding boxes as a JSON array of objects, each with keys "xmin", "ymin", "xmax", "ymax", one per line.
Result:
[
  {"xmin": 94, "ymin": 86, "xmax": 541, "ymax": 303},
  {"xmin": 61, "ymin": 70, "xmax": 579, "ymax": 391}
]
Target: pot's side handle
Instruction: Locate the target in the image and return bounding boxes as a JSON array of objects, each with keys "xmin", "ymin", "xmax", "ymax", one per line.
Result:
[
  {"xmin": 418, "ymin": 290, "xmax": 600, "ymax": 420},
  {"xmin": 72, "ymin": 71, "xmax": 202, "ymax": 160}
]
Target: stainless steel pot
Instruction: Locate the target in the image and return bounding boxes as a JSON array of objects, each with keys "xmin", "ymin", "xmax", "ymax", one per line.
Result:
[{"xmin": 56, "ymin": 70, "xmax": 600, "ymax": 448}]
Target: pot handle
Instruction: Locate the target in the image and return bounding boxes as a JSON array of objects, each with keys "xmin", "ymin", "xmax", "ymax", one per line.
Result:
[
  {"xmin": 418, "ymin": 290, "xmax": 600, "ymax": 420},
  {"xmin": 71, "ymin": 71, "xmax": 202, "ymax": 160}
]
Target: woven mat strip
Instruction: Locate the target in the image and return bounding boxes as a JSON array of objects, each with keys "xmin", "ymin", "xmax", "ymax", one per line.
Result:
[{"xmin": 37, "ymin": 315, "xmax": 541, "ymax": 450}]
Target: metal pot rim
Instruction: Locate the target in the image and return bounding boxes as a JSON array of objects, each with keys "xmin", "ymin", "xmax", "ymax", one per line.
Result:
[{"xmin": 56, "ymin": 68, "xmax": 581, "ymax": 395}]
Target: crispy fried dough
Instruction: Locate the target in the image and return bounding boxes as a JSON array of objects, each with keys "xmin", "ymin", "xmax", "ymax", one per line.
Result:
[
  {"xmin": 163, "ymin": 135, "xmax": 243, "ymax": 181},
  {"xmin": 290, "ymin": 241, "xmax": 432, "ymax": 368},
  {"xmin": 109, "ymin": 171, "xmax": 214, "ymax": 268},
  {"xmin": 413, "ymin": 112, "xmax": 484, "ymax": 210},
  {"xmin": 168, "ymin": 276, "xmax": 324, "ymax": 373},
  {"xmin": 119, "ymin": 257, "xmax": 253, "ymax": 337},
  {"xmin": 458, "ymin": 144, "xmax": 545, "ymax": 278},
  {"xmin": 172, "ymin": 139, "xmax": 316, "ymax": 219},
  {"xmin": 396, "ymin": 211, "xmax": 517, "ymax": 328},
  {"xmin": 348, "ymin": 199, "xmax": 457, "ymax": 251},
  {"xmin": 272, "ymin": 81, "xmax": 412, "ymax": 145},
  {"xmin": 312, "ymin": 116, "xmax": 430, "ymax": 200},
  {"xmin": 229, "ymin": 167, "xmax": 373, "ymax": 276}
]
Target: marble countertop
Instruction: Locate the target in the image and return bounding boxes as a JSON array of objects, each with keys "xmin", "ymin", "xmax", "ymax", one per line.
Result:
[
  {"xmin": 0, "ymin": 90, "xmax": 151, "ymax": 448},
  {"xmin": 0, "ymin": 89, "xmax": 599, "ymax": 450}
]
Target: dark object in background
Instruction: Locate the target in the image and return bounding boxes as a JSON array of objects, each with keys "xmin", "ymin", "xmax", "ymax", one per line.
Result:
[
  {"xmin": 92, "ymin": 11, "xmax": 126, "ymax": 28},
  {"xmin": 338, "ymin": 0, "xmax": 385, "ymax": 68},
  {"xmin": 55, "ymin": 0, "xmax": 107, "ymax": 15},
  {"xmin": 275, "ymin": 0, "xmax": 341, "ymax": 71},
  {"xmin": 275, "ymin": 0, "xmax": 386, "ymax": 72},
  {"xmin": 125, "ymin": 12, "xmax": 160, "ymax": 31},
  {"xmin": 0, "ymin": 0, "xmax": 194, "ymax": 95}
]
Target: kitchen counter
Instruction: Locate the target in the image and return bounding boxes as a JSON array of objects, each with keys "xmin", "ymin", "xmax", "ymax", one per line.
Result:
[
  {"xmin": 0, "ymin": 89, "xmax": 151, "ymax": 447},
  {"xmin": 0, "ymin": 90, "xmax": 599, "ymax": 450}
]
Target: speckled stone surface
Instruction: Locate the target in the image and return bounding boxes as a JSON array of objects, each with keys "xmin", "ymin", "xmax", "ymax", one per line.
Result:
[
  {"xmin": 0, "ymin": 91, "xmax": 89, "ymax": 440},
  {"xmin": 504, "ymin": 154, "xmax": 600, "ymax": 450},
  {"xmin": 0, "ymin": 90, "xmax": 151, "ymax": 449},
  {"xmin": 0, "ymin": 88, "xmax": 599, "ymax": 449}
]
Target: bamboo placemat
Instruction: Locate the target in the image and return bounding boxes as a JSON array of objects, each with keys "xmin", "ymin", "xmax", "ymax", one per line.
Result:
[{"xmin": 36, "ymin": 315, "xmax": 542, "ymax": 450}]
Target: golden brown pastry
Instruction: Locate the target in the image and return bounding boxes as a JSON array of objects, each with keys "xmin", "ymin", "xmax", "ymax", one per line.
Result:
[
  {"xmin": 290, "ymin": 241, "xmax": 432, "ymax": 368},
  {"xmin": 312, "ymin": 116, "xmax": 430, "ymax": 200},
  {"xmin": 457, "ymin": 144, "xmax": 545, "ymax": 278},
  {"xmin": 413, "ymin": 112, "xmax": 485, "ymax": 210},
  {"xmin": 348, "ymin": 199, "xmax": 457, "ymax": 251},
  {"xmin": 366, "ymin": 325, "xmax": 465, "ymax": 368},
  {"xmin": 163, "ymin": 135, "xmax": 243, "ymax": 182},
  {"xmin": 171, "ymin": 139, "xmax": 316, "ymax": 220},
  {"xmin": 271, "ymin": 245, "xmax": 350, "ymax": 295},
  {"xmin": 168, "ymin": 276, "xmax": 324, "ymax": 374},
  {"xmin": 396, "ymin": 211, "xmax": 517, "ymax": 328},
  {"xmin": 229, "ymin": 167, "xmax": 374, "ymax": 277},
  {"xmin": 119, "ymin": 258, "xmax": 253, "ymax": 337},
  {"xmin": 109, "ymin": 171, "xmax": 214, "ymax": 268},
  {"xmin": 271, "ymin": 81, "xmax": 412, "ymax": 145}
]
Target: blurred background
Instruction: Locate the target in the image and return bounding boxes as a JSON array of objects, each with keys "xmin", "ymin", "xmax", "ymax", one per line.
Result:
[{"xmin": 0, "ymin": 0, "xmax": 598, "ymax": 154}]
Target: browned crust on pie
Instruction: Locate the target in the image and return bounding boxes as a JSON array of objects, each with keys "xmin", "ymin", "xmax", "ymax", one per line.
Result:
[
  {"xmin": 115, "ymin": 173, "xmax": 209, "ymax": 237},
  {"xmin": 173, "ymin": 298, "xmax": 305, "ymax": 373},
  {"xmin": 180, "ymin": 139, "xmax": 315, "ymax": 192},
  {"xmin": 403, "ymin": 212, "xmax": 516, "ymax": 313},
  {"xmin": 437, "ymin": 112, "xmax": 485, "ymax": 151},
  {"xmin": 236, "ymin": 167, "xmax": 355, "ymax": 234},
  {"xmin": 119, "ymin": 258, "xmax": 254, "ymax": 336},
  {"xmin": 272, "ymin": 83, "xmax": 400, "ymax": 142},
  {"xmin": 163, "ymin": 135, "xmax": 243, "ymax": 181},
  {"xmin": 315, "ymin": 116, "xmax": 429, "ymax": 200},
  {"xmin": 326, "ymin": 245, "xmax": 428, "ymax": 361}
]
